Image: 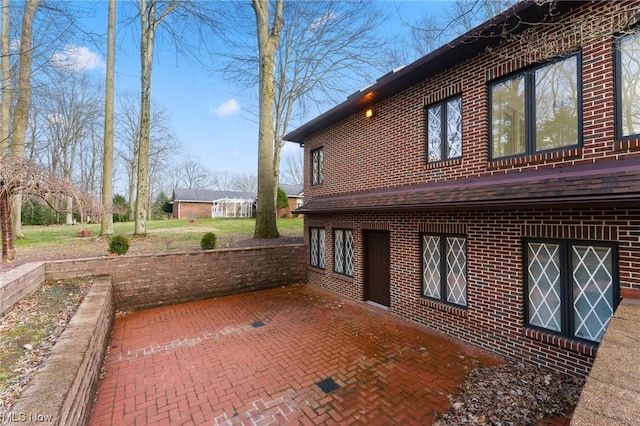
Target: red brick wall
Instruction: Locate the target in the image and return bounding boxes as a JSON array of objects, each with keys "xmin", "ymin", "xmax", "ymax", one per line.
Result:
[
  {"xmin": 305, "ymin": 208, "xmax": 640, "ymax": 377},
  {"xmin": 173, "ymin": 201, "xmax": 212, "ymax": 219},
  {"xmin": 300, "ymin": 1, "xmax": 640, "ymax": 377},
  {"xmin": 45, "ymin": 245, "xmax": 307, "ymax": 312},
  {"xmin": 303, "ymin": 1, "xmax": 640, "ymax": 197}
]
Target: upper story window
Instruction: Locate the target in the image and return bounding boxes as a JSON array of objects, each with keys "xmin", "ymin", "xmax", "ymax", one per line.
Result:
[
  {"xmin": 310, "ymin": 227, "xmax": 326, "ymax": 269},
  {"xmin": 334, "ymin": 228, "xmax": 354, "ymax": 277},
  {"xmin": 615, "ymin": 30, "xmax": 640, "ymax": 139},
  {"xmin": 311, "ymin": 147, "xmax": 323, "ymax": 185},
  {"xmin": 489, "ymin": 54, "xmax": 581, "ymax": 159},
  {"xmin": 421, "ymin": 234, "xmax": 467, "ymax": 307},
  {"xmin": 524, "ymin": 239, "xmax": 619, "ymax": 344},
  {"xmin": 426, "ymin": 96, "xmax": 463, "ymax": 162}
]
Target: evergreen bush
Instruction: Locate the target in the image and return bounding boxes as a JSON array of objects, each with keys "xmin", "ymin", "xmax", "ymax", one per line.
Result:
[
  {"xmin": 200, "ymin": 232, "xmax": 217, "ymax": 250},
  {"xmin": 108, "ymin": 235, "xmax": 130, "ymax": 255}
]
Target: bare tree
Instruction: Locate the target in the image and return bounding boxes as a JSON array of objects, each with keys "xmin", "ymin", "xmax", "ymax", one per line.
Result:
[
  {"xmin": 132, "ymin": 1, "xmax": 220, "ymax": 235},
  {"xmin": 213, "ymin": 171, "xmax": 235, "ymax": 192},
  {"xmin": 39, "ymin": 70, "xmax": 103, "ymax": 224},
  {"xmin": 78, "ymin": 125, "xmax": 103, "ymax": 197},
  {"xmin": 280, "ymin": 148, "xmax": 303, "ymax": 185},
  {"xmin": 251, "ymin": 0, "xmax": 283, "ymax": 238},
  {"xmin": 230, "ymin": 172, "xmax": 257, "ymax": 193},
  {"xmin": 10, "ymin": 0, "xmax": 41, "ymax": 238},
  {"xmin": 388, "ymin": 0, "xmax": 516, "ymax": 67},
  {"xmin": 221, "ymin": 1, "xmax": 387, "ymax": 234},
  {"xmin": 0, "ymin": 155, "xmax": 100, "ymax": 262},
  {"xmin": 172, "ymin": 155, "xmax": 216, "ymax": 190},
  {"xmin": 115, "ymin": 92, "xmax": 179, "ymax": 220},
  {"xmin": 0, "ymin": 0, "xmax": 10, "ymax": 156},
  {"xmin": 100, "ymin": 0, "xmax": 116, "ymax": 235}
]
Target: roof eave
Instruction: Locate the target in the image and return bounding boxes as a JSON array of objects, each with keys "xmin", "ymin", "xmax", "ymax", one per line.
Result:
[{"xmin": 296, "ymin": 195, "xmax": 640, "ymax": 215}]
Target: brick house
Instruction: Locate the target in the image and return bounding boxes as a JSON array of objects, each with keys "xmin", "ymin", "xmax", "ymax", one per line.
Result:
[
  {"xmin": 171, "ymin": 188, "xmax": 257, "ymax": 219},
  {"xmin": 280, "ymin": 183, "xmax": 304, "ymax": 211},
  {"xmin": 285, "ymin": 0, "xmax": 640, "ymax": 377}
]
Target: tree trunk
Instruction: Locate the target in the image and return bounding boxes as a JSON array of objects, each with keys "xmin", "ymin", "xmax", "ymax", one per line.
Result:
[
  {"xmin": 100, "ymin": 0, "xmax": 116, "ymax": 236},
  {"xmin": 127, "ymin": 155, "xmax": 136, "ymax": 221},
  {"xmin": 134, "ymin": 1, "xmax": 156, "ymax": 236},
  {"xmin": 0, "ymin": 0, "xmax": 10, "ymax": 156},
  {"xmin": 10, "ymin": 0, "xmax": 40, "ymax": 239},
  {"xmin": 0, "ymin": 191, "xmax": 15, "ymax": 262},
  {"xmin": 65, "ymin": 195, "xmax": 73, "ymax": 224},
  {"xmin": 252, "ymin": 0, "xmax": 282, "ymax": 239}
]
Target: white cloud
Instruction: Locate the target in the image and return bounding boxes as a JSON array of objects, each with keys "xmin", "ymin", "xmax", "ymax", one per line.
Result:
[
  {"xmin": 50, "ymin": 45, "xmax": 104, "ymax": 73},
  {"xmin": 281, "ymin": 141, "xmax": 302, "ymax": 154},
  {"xmin": 309, "ymin": 12, "xmax": 337, "ymax": 31},
  {"xmin": 211, "ymin": 98, "xmax": 240, "ymax": 117}
]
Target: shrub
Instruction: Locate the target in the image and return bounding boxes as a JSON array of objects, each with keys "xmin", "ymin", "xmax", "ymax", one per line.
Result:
[
  {"xmin": 277, "ymin": 187, "xmax": 289, "ymax": 209},
  {"xmin": 200, "ymin": 232, "xmax": 217, "ymax": 250},
  {"xmin": 108, "ymin": 235, "xmax": 130, "ymax": 255}
]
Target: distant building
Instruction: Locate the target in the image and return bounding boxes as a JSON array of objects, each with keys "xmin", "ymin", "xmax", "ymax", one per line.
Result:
[
  {"xmin": 171, "ymin": 188, "xmax": 256, "ymax": 219},
  {"xmin": 280, "ymin": 183, "xmax": 304, "ymax": 212}
]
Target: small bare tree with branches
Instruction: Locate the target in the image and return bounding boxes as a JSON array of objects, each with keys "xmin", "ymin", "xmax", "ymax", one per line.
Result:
[{"xmin": 0, "ymin": 155, "xmax": 100, "ymax": 263}]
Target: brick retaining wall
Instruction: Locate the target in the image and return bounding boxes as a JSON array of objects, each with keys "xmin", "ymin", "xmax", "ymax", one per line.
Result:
[
  {"xmin": 0, "ymin": 262, "xmax": 45, "ymax": 316},
  {"xmin": 45, "ymin": 244, "xmax": 307, "ymax": 311},
  {"xmin": 6, "ymin": 276, "xmax": 113, "ymax": 426}
]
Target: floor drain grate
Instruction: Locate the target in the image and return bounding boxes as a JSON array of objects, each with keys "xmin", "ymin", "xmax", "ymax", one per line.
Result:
[
  {"xmin": 251, "ymin": 320, "xmax": 265, "ymax": 328},
  {"xmin": 316, "ymin": 377, "xmax": 340, "ymax": 394}
]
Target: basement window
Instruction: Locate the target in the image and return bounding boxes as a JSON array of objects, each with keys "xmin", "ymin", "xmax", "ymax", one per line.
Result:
[{"xmin": 524, "ymin": 239, "xmax": 619, "ymax": 344}]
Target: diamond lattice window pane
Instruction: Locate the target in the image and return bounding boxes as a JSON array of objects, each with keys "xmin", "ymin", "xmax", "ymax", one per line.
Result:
[
  {"xmin": 447, "ymin": 97, "xmax": 462, "ymax": 159},
  {"xmin": 345, "ymin": 230, "xmax": 354, "ymax": 276},
  {"xmin": 572, "ymin": 245, "xmax": 614, "ymax": 343},
  {"xmin": 427, "ymin": 105, "xmax": 442, "ymax": 162},
  {"xmin": 527, "ymin": 243, "xmax": 561, "ymax": 332},
  {"xmin": 310, "ymin": 228, "xmax": 319, "ymax": 267},
  {"xmin": 318, "ymin": 148, "xmax": 324, "ymax": 183},
  {"xmin": 312, "ymin": 150, "xmax": 319, "ymax": 185},
  {"xmin": 318, "ymin": 229, "xmax": 326, "ymax": 269},
  {"xmin": 422, "ymin": 235, "xmax": 441, "ymax": 299},
  {"xmin": 446, "ymin": 237, "xmax": 467, "ymax": 306},
  {"xmin": 334, "ymin": 230, "xmax": 344, "ymax": 274}
]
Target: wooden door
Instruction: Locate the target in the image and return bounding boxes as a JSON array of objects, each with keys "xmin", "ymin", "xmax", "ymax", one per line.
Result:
[{"xmin": 365, "ymin": 231, "xmax": 390, "ymax": 307}]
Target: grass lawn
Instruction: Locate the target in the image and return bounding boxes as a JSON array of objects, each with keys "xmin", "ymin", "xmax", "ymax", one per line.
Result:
[
  {"xmin": 9, "ymin": 217, "xmax": 303, "ymax": 265},
  {"xmin": 14, "ymin": 217, "xmax": 303, "ymax": 246}
]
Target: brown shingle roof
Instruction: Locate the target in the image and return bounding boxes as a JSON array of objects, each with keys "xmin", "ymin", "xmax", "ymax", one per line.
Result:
[{"xmin": 296, "ymin": 158, "xmax": 640, "ymax": 214}]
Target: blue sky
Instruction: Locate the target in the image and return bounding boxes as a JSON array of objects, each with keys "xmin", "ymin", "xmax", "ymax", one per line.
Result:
[{"xmin": 62, "ymin": 1, "xmax": 455, "ymax": 186}]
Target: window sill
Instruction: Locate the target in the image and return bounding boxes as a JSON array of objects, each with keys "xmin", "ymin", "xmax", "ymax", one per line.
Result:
[
  {"xmin": 332, "ymin": 272, "xmax": 354, "ymax": 282},
  {"xmin": 614, "ymin": 138, "xmax": 640, "ymax": 152},
  {"xmin": 524, "ymin": 327, "xmax": 597, "ymax": 357},
  {"xmin": 419, "ymin": 298, "xmax": 468, "ymax": 318},
  {"xmin": 426, "ymin": 157, "xmax": 462, "ymax": 170},
  {"xmin": 488, "ymin": 147, "xmax": 583, "ymax": 170},
  {"xmin": 309, "ymin": 266, "xmax": 326, "ymax": 273}
]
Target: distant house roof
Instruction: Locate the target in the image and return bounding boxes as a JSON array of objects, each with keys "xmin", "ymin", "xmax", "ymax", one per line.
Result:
[
  {"xmin": 284, "ymin": 1, "xmax": 582, "ymax": 144},
  {"xmin": 295, "ymin": 158, "xmax": 640, "ymax": 214},
  {"xmin": 172, "ymin": 188, "xmax": 256, "ymax": 203},
  {"xmin": 280, "ymin": 184, "xmax": 304, "ymax": 197}
]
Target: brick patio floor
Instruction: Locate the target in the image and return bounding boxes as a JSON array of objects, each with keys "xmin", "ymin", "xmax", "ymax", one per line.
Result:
[{"xmin": 89, "ymin": 284, "xmax": 503, "ymax": 426}]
